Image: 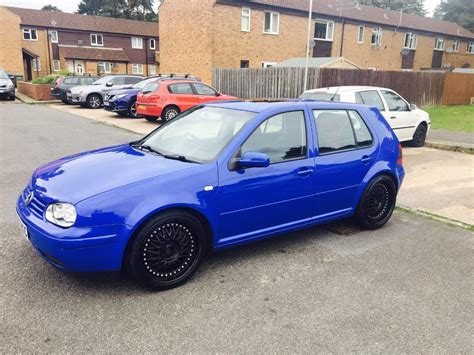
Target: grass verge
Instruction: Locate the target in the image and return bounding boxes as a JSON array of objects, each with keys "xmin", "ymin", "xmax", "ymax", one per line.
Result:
[
  {"xmin": 424, "ymin": 105, "xmax": 474, "ymax": 133},
  {"xmin": 396, "ymin": 206, "xmax": 474, "ymax": 232}
]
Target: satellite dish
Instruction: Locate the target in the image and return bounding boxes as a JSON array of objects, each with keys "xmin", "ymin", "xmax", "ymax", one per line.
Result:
[
  {"xmin": 445, "ymin": 47, "xmax": 454, "ymax": 54},
  {"xmin": 309, "ymin": 39, "xmax": 316, "ymax": 49},
  {"xmin": 401, "ymin": 49, "xmax": 410, "ymax": 56}
]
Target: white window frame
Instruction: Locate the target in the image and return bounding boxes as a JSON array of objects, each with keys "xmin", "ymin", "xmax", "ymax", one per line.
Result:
[
  {"xmin": 23, "ymin": 28, "xmax": 38, "ymax": 41},
  {"xmin": 131, "ymin": 37, "xmax": 143, "ymax": 49},
  {"xmin": 263, "ymin": 11, "xmax": 279, "ymax": 35},
  {"xmin": 371, "ymin": 28, "xmax": 383, "ymax": 46},
  {"xmin": 98, "ymin": 61, "xmax": 111, "ymax": 74},
  {"xmin": 53, "ymin": 60, "xmax": 60, "ymax": 71},
  {"xmin": 149, "ymin": 38, "xmax": 156, "ymax": 50},
  {"xmin": 403, "ymin": 33, "xmax": 417, "ymax": 50},
  {"xmin": 467, "ymin": 42, "xmax": 474, "ymax": 54},
  {"xmin": 48, "ymin": 30, "xmax": 58, "ymax": 43},
  {"xmin": 132, "ymin": 63, "xmax": 144, "ymax": 74},
  {"xmin": 241, "ymin": 7, "xmax": 251, "ymax": 32},
  {"xmin": 451, "ymin": 40, "xmax": 459, "ymax": 52},
  {"xmin": 90, "ymin": 33, "xmax": 103, "ymax": 47},
  {"xmin": 149, "ymin": 65, "xmax": 156, "ymax": 75},
  {"xmin": 434, "ymin": 37, "xmax": 445, "ymax": 51},
  {"xmin": 32, "ymin": 58, "xmax": 41, "ymax": 71},
  {"xmin": 357, "ymin": 26, "xmax": 365, "ymax": 44},
  {"xmin": 262, "ymin": 61, "xmax": 277, "ymax": 68},
  {"xmin": 314, "ymin": 20, "xmax": 334, "ymax": 41}
]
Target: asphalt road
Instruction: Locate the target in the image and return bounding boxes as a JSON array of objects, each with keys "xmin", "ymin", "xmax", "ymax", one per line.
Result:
[{"xmin": 1, "ymin": 103, "xmax": 473, "ymax": 353}]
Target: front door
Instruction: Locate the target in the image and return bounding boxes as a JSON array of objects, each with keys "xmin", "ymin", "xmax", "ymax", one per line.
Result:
[
  {"xmin": 168, "ymin": 83, "xmax": 200, "ymax": 112},
  {"xmin": 74, "ymin": 61, "xmax": 85, "ymax": 74},
  {"xmin": 378, "ymin": 89, "xmax": 415, "ymax": 142},
  {"xmin": 431, "ymin": 50, "xmax": 443, "ymax": 68},
  {"xmin": 218, "ymin": 110, "xmax": 315, "ymax": 244}
]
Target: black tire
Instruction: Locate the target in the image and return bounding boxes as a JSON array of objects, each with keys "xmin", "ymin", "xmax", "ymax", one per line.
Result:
[
  {"xmin": 61, "ymin": 99, "xmax": 70, "ymax": 105},
  {"xmin": 86, "ymin": 94, "xmax": 102, "ymax": 109},
  {"xmin": 161, "ymin": 106, "xmax": 180, "ymax": 122},
  {"xmin": 144, "ymin": 115, "xmax": 158, "ymax": 122},
  {"xmin": 355, "ymin": 175, "xmax": 397, "ymax": 230},
  {"xmin": 128, "ymin": 99, "xmax": 140, "ymax": 118},
  {"xmin": 410, "ymin": 124, "xmax": 427, "ymax": 147},
  {"xmin": 8, "ymin": 95, "xmax": 15, "ymax": 101},
  {"xmin": 127, "ymin": 210, "xmax": 207, "ymax": 291}
]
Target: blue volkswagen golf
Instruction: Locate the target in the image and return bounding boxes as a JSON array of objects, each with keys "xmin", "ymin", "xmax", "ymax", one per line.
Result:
[{"xmin": 17, "ymin": 101, "xmax": 404, "ymax": 290}]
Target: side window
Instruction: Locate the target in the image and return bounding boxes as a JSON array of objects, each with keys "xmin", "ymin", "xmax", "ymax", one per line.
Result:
[
  {"xmin": 241, "ymin": 111, "xmax": 307, "ymax": 164},
  {"xmin": 380, "ymin": 90, "xmax": 410, "ymax": 111},
  {"xmin": 193, "ymin": 83, "xmax": 217, "ymax": 95},
  {"xmin": 111, "ymin": 77, "xmax": 126, "ymax": 85},
  {"xmin": 357, "ymin": 91, "xmax": 385, "ymax": 111},
  {"xmin": 355, "ymin": 92, "xmax": 364, "ymax": 104},
  {"xmin": 64, "ymin": 77, "xmax": 79, "ymax": 85},
  {"xmin": 126, "ymin": 76, "xmax": 142, "ymax": 84},
  {"xmin": 169, "ymin": 83, "xmax": 194, "ymax": 94},
  {"xmin": 348, "ymin": 110, "xmax": 373, "ymax": 147},
  {"xmin": 313, "ymin": 110, "xmax": 356, "ymax": 154}
]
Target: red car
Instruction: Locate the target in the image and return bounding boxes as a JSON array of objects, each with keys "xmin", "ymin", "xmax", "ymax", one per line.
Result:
[{"xmin": 136, "ymin": 78, "xmax": 237, "ymax": 122}]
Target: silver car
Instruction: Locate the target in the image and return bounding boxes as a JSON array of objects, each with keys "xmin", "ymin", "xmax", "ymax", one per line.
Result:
[
  {"xmin": 68, "ymin": 75, "xmax": 145, "ymax": 108},
  {"xmin": 0, "ymin": 69, "xmax": 15, "ymax": 101}
]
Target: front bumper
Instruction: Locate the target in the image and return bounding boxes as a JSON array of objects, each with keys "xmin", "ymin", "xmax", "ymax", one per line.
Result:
[
  {"xmin": 0, "ymin": 87, "xmax": 15, "ymax": 97},
  {"xmin": 16, "ymin": 194, "xmax": 131, "ymax": 272},
  {"xmin": 104, "ymin": 100, "xmax": 128, "ymax": 112},
  {"xmin": 67, "ymin": 92, "xmax": 86, "ymax": 104}
]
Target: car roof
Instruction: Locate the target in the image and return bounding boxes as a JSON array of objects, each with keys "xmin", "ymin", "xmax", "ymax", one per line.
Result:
[
  {"xmin": 205, "ymin": 100, "xmax": 364, "ymax": 113},
  {"xmin": 304, "ymin": 86, "xmax": 390, "ymax": 94}
]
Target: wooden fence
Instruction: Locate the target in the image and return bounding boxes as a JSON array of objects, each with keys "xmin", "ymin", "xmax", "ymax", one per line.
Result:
[{"xmin": 212, "ymin": 67, "xmax": 469, "ymax": 107}]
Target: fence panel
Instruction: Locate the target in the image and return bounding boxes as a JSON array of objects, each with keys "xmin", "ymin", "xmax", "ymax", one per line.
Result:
[{"xmin": 442, "ymin": 73, "xmax": 474, "ymax": 105}]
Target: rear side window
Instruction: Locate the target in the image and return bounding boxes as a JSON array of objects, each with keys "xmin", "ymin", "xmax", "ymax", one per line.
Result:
[
  {"xmin": 313, "ymin": 109, "xmax": 372, "ymax": 154},
  {"xmin": 81, "ymin": 77, "xmax": 95, "ymax": 85},
  {"xmin": 126, "ymin": 76, "xmax": 143, "ymax": 84},
  {"xmin": 300, "ymin": 92, "xmax": 340, "ymax": 102},
  {"xmin": 169, "ymin": 83, "xmax": 194, "ymax": 94},
  {"xmin": 355, "ymin": 91, "xmax": 385, "ymax": 111},
  {"xmin": 63, "ymin": 77, "xmax": 79, "ymax": 85},
  {"xmin": 193, "ymin": 83, "xmax": 217, "ymax": 95}
]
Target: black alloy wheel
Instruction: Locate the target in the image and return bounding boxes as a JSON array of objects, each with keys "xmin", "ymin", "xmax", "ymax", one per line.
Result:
[{"xmin": 410, "ymin": 124, "xmax": 427, "ymax": 147}]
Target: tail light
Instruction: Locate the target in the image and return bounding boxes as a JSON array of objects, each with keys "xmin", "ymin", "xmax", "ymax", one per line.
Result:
[{"xmin": 397, "ymin": 144, "xmax": 403, "ymax": 165}]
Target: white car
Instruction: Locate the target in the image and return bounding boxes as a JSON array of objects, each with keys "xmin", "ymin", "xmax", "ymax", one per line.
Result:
[{"xmin": 300, "ymin": 86, "xmax": 430, "ymax": 147}]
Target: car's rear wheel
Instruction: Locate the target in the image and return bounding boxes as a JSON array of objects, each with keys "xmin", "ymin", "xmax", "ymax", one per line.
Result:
[
  {"xmin": 355, "ymin": 175, "xmax": 397, "ymax": 230},
  {"xmin": 127, "ymin": 210, "xmax": 207, "ymax": 291},
  {"xmin": 86, "ymin": 94, "xmax": 102, "ymax": 109},
  {"xmin": 128, "ymin": 100, "xmax": 140, "ymax": 118},
  {"xmin": 161, "ymin": 106, "xmax": 180, "ymax": 122},
  {"xmin": 410, "ymin": 124, "xmax": 427, "ymax": 147}
]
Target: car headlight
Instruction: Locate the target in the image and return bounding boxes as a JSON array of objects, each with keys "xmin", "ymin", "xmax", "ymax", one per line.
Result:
[
  {"xmin": 7, "ymin": 81, "xmax": 14, "ymax": 89},
  {"xmin": 45, "ymin": 203, "xmax": 77, "ymax": 228},
  {"xmin": 114, "ymin": 94, "xmax": 127, "ymax": 99}
]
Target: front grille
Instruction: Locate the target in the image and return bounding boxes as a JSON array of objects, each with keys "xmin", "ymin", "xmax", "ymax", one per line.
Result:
[
  {"xmin": 0, "ymin": 84, "xmax": 6, "ymax": 88},
  {"xmin": 23, "ymin": 186, "xmax": 47, "ymax": 218},
  {"xmin": 106, "ymin": 94, "xmax": 114, "ymax": 101}
]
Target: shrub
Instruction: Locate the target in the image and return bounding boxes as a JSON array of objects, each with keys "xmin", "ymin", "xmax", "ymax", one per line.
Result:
[{"xmin": 32, "ymin": 74, "xmax": 63, "ymax": 84}]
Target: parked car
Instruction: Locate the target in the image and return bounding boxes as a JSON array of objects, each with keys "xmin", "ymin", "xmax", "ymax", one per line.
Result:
[
  {"xmin": 17, "ymin": 101, "xmax": 404, "ymax": 290},
  {"xmin": 51, "ymin": 75, "xmax": 98, "ymax": 104},
  {"xmin": 136, "ymin": 78, "xmax": 237, "ymax": 122},
  {"xmin": 300, "ymin": 86, "xmax": 431, "ymax": 147},
  {"xmin": 104, "ymin": 76, "xmax": 161, "ymax": 117},
  {"xmin": 67, "ymin": 75, "xmax": 145, "ymax": 108},
  {"xmin": 0, "ymin": 68, "xmax": 16, "ymax": 100}
]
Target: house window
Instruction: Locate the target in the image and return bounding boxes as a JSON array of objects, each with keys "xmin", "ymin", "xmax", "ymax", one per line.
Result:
[
  {"xmin": 32, "ymin": 58, "xmax": 41, "ymax": 71},
  {"xmin": 131, "ymin": 37, "xmax": 143, "ymax": 49},
  {"xmin": 434, "ymin": 37, "xmax": 445, "ymax": 50},
  {"xmin": 371, "ymin": 28, "xmax": 383, "ymax": 46},
  {"xmin": 468, "ymin": 42, "xmax": 474, "ymax": 54},
  {"xmin": 48, "ymin": 30, "xmax": 58, "ymax": 43},
  {"xmin": 403, "ymin": 33, "xmax": 417, "ymax": 49},
  {"xmin": 264, "ymin": 11, "xmax": 279, "ymax": 35},
  {"xmin": 53, "ymin": 60, "xmax": 60, "ymax": 71},
  {"xmin": 149, "ymin": 65, "xmax": 156, "ymax": 75},
  {"xmin": 149, "ymin": 38, "xmax": 156, "ymax": 50},
  {"xmin": 91, "ymin": 34, "xmax": 103, "ymax": 46},
  {"xmin": 241, "ymin": 7, "xmax": 251, "ymax": 32},
  {"xmin": 23, "ymin": 28, "xmax": 38, "ymax": 41},
  {"xmin": 240, "ymin": 60, "xmax": 250, "ymax": 68},
  {"xmin": 132, "ymin": 64, "xmax": 144, "ymax": 74},
  {"xmin": 357, "ymin": 26, "xmax": 365, "ymax": 43},
  {"xmin": 98, "ymin": 62, "xmax": 111, "ymax": 73},
  {"xmin": 315, "ymin": 20, "xmax": 334, "ymax": 41},
  {"xmin": 262, "ymin": 62, "xmax": 277, "ymax": 68},
  {"xmin": 451, "ymin": 40, "xmax": 459, "ymax": 52}
]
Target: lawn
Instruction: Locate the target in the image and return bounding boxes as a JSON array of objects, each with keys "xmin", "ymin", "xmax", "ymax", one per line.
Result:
[{"xmin": 424, "ymin": 105, "xmax": 474, "ymax": 133}]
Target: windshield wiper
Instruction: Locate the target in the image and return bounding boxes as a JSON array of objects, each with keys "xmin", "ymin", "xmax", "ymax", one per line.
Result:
[{"xmin": 161, "ymin": 154, "xmax": 201, "ymax": 164}]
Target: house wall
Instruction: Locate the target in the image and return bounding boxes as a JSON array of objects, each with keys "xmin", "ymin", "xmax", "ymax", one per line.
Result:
[
  {"xmin": 0, "ymin": 7, "xmax": 24, "ymax": 77},
  {"xmin": 21, "ymin": 28, "xmax": 52, "ymax": 79}
]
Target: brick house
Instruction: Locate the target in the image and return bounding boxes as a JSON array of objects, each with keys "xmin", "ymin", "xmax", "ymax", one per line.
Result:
[
  {"xmin": 0, "ymin": 6, "xmax": 159, "ymax": 81},
  {"xmin": 159, "ymin": 0, "xmax": 474, "ymax": 83}
]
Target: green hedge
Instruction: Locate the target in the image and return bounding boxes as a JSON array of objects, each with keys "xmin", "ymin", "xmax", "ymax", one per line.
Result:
[{"xmin": 31, "ymin": 71, "xmax": 70, "ymax": 84}]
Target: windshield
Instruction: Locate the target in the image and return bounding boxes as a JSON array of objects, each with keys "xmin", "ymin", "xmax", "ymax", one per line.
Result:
[
  {"xmin": 0, "ymin": 70, "xmax": 9, "ymax": 80},
  {"xmin": 133, "ymin": 77, "xmax": 158, "ymax": 89},
  {"xmin": 138, "ymin": 106, "xmax": 256, "ymax": 163},
  {"xmin": 301, "ymin": 92, "xmax": 340, "ymax": 101},
  {"xmin": 92, "ymin": 76, "xmax": 113, "ymax": 85}
]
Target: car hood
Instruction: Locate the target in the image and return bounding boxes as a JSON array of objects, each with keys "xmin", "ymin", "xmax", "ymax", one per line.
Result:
[
  {"xmin": 108, "ymin": 88, "xmax": 139, "ymax": 96},
  {"xmin": 31, "ymin": 144, "xmax": 194, "ymax": 204},
  {"xmin": 0, "ymin": 78, "xmax": 12, "ymax": 86}
]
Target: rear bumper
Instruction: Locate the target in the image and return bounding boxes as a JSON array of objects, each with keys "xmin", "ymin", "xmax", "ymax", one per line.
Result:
[
  {"xmin": 136, "ymin": 102, "xmax": 163, "ymax": 117},
  {"xmin": 397, "ymin": 165, "xmax": 405, "ymax": 188}
]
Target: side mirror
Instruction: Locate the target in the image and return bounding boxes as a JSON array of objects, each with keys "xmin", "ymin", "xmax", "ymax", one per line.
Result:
[
  {"xmin": 106, "ymin": 82, "xmax": 113, "ymax": 87},
  {"xmin": 237, "ymin": 152, "xmax": 270, "ymax": 169},
  {"xmin": 409, "ymin": 104, "xmax": 417, "ymax": 111}
]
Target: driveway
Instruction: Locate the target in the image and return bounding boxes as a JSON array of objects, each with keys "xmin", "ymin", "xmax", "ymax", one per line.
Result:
[{"xmin": 1, "ymin": 103, "xmax": 473, "ymax": 352}]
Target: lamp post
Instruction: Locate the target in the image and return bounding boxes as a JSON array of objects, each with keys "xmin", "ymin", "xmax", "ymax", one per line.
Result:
[{"xmin": 303, "ymin": 0, "xmax": 314, "ymax": 92}]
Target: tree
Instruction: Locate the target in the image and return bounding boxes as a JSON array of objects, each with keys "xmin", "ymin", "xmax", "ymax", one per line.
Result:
[
  {"xmin": 41, "ymin": 4, "xmax": 62, "ymax": 11},
  {"xmin": 76, "ymin": 0, "xmax": 128, "ymax": 18},
  {"xmin": 359, "ymin": 0, "xmax": 427, "ymax": 16},
  {"xmin": 124, "ymin": 0, "xmax": 157, "ymax": 21},
  {"xmin": 433, "ymin": 0, "xmax": 474, "ymax": 32}
]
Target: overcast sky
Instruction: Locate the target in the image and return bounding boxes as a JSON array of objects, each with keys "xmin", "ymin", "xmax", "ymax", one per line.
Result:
[{"xmin": 0, "ymin": 0, "xmax": 441, "ymax": 16}]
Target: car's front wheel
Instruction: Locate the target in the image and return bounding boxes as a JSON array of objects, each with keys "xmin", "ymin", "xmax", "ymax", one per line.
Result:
[
  {"xmin": 86, "ymin": 94, "xmax": 102, "ymax": 109},
  {"xmin": 128, "ymin": 100, "xmax": 140, "ymax": 118},
  {"xmin": 127, "ymin": 210, "xmax": 207, "ymax": 291},
  {"xmin": 355, "ymin": 175, "xmax": 397, "ymax": 230},
  {"xmin": 410, "ymin": 124, "xmax": 427, "ymax": 147}
]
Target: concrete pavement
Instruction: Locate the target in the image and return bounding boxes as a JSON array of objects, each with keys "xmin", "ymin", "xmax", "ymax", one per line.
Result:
[{"xmin": 426, "ymin": 129, "xmax": 474, "ymax": 154}]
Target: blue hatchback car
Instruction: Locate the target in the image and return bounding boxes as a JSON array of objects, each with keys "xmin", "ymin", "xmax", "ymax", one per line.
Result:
[{"xmin": 17, "ymin": 101, "xmax": 404, "ymax": 290}]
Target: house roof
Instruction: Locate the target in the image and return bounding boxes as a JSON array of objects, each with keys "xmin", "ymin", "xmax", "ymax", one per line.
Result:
[
  {"xmin": 218, "ymin": 0, "xmax": 474, "ymax": 39},
  {"xmin": 274, "ymin": 57, "xmax": 360, "ymax": 68},
  {"xmin": 4, "ymin": 6, "xmax": 159, "ymax": 37},
  {"xmin": 59, "ymin": 46, "xmax": 130, "ymax": 62}
]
